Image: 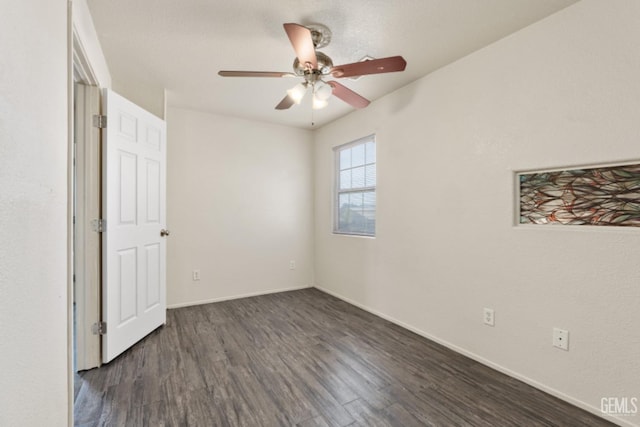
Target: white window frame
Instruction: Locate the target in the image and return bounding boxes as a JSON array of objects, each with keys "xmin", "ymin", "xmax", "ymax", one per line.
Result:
[{"xmin": 333, "ymin": 134, "xmax": 376, "ymax": 237}]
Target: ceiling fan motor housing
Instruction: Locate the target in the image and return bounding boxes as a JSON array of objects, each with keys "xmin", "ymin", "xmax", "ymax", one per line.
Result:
[
  {"xmin": 307, "ymin": 23, "xmax": 332, "ymax": 49},
  {"xmin": 293, "ymin": 51, "xmax": 334, "ymax": 80}
]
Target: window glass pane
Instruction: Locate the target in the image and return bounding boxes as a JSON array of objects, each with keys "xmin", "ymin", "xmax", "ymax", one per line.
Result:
[
  {"xmin": 363, "ymin": 191, "xmax": 376, "ymax": 209},
  {"xmin": 337, "ymin": 190, "xmax": 376, "ymax": 235},
  {"xmin": 363, "ymin": 191, "xmax": 376, "ymax": 235},
  {"xmin": 364, "ymin": 218, "xmax": 375, "ymax": 235},
  {"xmin": 365, "ymin": 141, "xmax": 376, "ymax": 164},
  {"xmin": 340, "ymin": 148, "xmax": 351, "ymax": 170},
  {"xmin": 351, "ymin": 144, "xmax": 365, "ymax": 167},
  {"xmin": 351, "ymin": 166, "xmax": 365, "ymax": 188},
  {"xmin": 340, "ymin": 192, "xmax": 364, "ymax": 233},
  {"xmin": 365, "ymin": 164, "xmax": 376, "ymax": 187},
  {"xmin": 339, "ymin": 170, "xmax": 351, "ymax": 190},
  {"xmin": 350, "ymin": 192, "xmax": 364, "ymax": 209},
  {"xmin": 338, "ymin": 193, "xmax": 350, "ymax": 230}
]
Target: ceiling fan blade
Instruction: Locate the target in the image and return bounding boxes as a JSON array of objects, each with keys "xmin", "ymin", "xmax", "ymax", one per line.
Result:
[
  {"xmin": 283, "ymin": 23, "xmax": 317, "ymax": 70},
  {"xmin": 275, "ymin": 94, "xmax": 295, "ymax": 110},
  {"xmin": 327, "ymin": 81, "xmax": 370, "ymax": 109},
  {"xmin": 330, "ymin": 56, "xmax": 407, "ymax": 78},
  {"xmin": 218, "ymin": 71, "xmax": 296, "ymax": 78}
]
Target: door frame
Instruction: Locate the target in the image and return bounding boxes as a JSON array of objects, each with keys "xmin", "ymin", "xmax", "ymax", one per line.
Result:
[
  {"xmin": 73, "ymin": 82, "xmax": 102, "ymax": 371},
  {"xmin": 71, "ymin": 10, "xmax": 105, "ymax": 375},
  {"xmin": 70, "ymin": 2, "xmax": 114, "ymax": 424}
]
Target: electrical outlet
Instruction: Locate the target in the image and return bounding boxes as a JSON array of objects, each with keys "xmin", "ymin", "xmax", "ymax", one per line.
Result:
[
  {"xmin": 289, "ymin": 260, "xmax": 296, "ymax": 270},
  {"xmin": 192, "ymin": 270, "xmax": 200, "ymax": 281},
  {"xmin": 483, "ymin": 308, "xmax": 495, "ymax": 326},
  {"xmin": 553, "ymin": 328, "xmax": 569, "ymax": 351}
]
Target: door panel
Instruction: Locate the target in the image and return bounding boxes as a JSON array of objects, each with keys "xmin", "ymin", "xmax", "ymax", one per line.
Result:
[
  {"xmin": 145, "ymin": 243, "xmax": 161, "ymax": 309},
  {"xmin": 102, "ymin": 89, "xmax": 167, "ymax": 363},
  {"xmin": 145, "ymin": 160, "xmax": 161, "ymax": 223},
  {"xmin": 118, "ymin": 247, "xmax": 138, "ymax": 323},
  {"xmin": 118, "ymin": 151, "xmax": 137, "ymax": 224}
]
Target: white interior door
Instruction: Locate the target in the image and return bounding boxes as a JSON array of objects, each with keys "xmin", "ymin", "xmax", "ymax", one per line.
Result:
[{"xmin": 102, "ymin": 89, "xmax": 167, "ymax": 363}]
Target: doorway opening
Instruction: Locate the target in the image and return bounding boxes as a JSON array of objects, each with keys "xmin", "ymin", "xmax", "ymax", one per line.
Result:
[{"xmin": 72, "ymin": 27, "xmax": 103, "ymax": 387}]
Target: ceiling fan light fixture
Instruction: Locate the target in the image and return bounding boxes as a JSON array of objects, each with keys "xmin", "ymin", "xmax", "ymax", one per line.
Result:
[
  {"xmin": 287, "ymin": 82, "xmax": 307, "ymax": 104},
  {"xmin": 218, "ymin": 22, "xmax": 406, "ymax": 113},
  {"xmin": 314, "ymin": 81, "xmax": 332, "ymax": 101},
  {"xmin": 312, "ymin": 94, "xmax": 328, "ymax": 110}
]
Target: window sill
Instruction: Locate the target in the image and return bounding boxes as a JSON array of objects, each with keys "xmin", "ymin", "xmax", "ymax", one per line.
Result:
[{"xmin": 332, "ymin": 231, "xmax": 376, "ymax": 239}]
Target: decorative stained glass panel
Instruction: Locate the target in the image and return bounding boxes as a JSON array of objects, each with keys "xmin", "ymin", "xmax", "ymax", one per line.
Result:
[{"xmin": 519, "ymin": 164, "xmax": 640, "ymax": 227}]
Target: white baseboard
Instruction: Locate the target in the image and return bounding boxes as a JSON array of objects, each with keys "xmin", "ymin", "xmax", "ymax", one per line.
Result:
[
  {"xmin": 313, "ymin": 285, "xmax": 635, "ymax": 427},
  {"xmin": 167, "ymin": 285, "xmax": 312, "ymax": 309}
]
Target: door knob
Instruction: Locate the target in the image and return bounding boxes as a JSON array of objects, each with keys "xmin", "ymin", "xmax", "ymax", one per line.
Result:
[{"xmin": 160, "ymin": 229, "xmax": 170, "ymax": 237}]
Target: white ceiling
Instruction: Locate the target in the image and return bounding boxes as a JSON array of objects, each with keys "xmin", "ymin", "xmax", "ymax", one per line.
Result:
[{"xmin": 86, "ymin": 0, "xmax": 578, "ymax": 129}]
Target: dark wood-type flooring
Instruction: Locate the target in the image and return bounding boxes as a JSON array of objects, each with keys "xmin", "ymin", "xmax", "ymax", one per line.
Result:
[{"xmin": 74, "ymin": 288, "xmax": 615, "ymax": 426}]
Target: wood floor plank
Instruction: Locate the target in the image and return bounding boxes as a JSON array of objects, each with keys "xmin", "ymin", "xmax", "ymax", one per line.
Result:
[
  {"xmin": 276, "ymin": 349, "xmax": 356, "ymax": 426},
  {"xmin": 75, "ymin": 288, "xmax": 616, "ymax": 427},
  {"xmin": 243, "ymin": 349, "xmax": 320, "ymax": 423},
  {"xmin": 73, "ymin": 378, "xmax": 105, "ymax": 425},
  {"xmin": 344, "ymin": 398, "xmax": 395, "ymax": 427},
  {"xmin": 309, "ymin": 342, "xmax": 395, "ymax": 410},
  {"xmin": 296, "ymin": 415, "xmax": 332, "ymax": 427}
]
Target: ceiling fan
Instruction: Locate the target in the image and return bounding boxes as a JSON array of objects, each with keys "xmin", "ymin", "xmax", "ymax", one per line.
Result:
[{"xmin": 218, "ymin": 23, "xmax": 407, "ymax": 111}]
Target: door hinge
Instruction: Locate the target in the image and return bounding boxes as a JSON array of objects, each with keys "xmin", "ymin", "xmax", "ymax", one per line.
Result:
[
  {"xmin": 91, "ymin": 219, "xmax": 105, "ymax": 233},
  {"xmin": 93, "ymin": 114, "xmax": 107, "ymax": 129},
  {"xmin": 92, "ymin": 321, "xmax": 107, "ymax": 335}
]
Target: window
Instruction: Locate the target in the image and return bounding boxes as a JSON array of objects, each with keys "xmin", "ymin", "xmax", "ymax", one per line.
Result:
[{"xmin": 334, "ymin": 135, "xmax": 376, "ymax": 236}]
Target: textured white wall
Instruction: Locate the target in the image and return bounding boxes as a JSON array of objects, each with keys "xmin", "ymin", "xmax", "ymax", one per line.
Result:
[
  {"xmin": 0, "ymin": 1, "xmax": 69, "ymax": 426},
  {"xmin": 314, "ymin": 1, "xmax": 640, "ymax": 425},
  {"xmin": 167, "ymin": 107, "xmax": 314, "ymax": 307}
]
